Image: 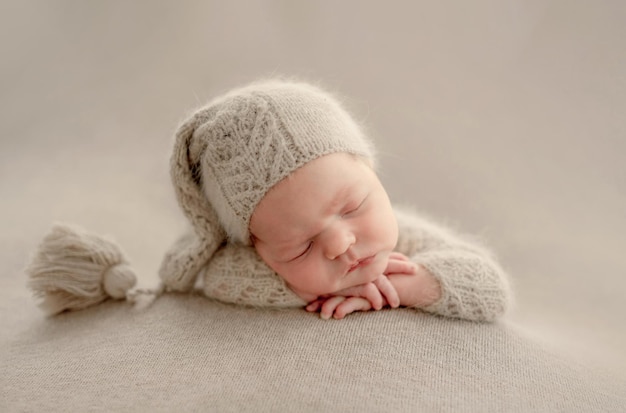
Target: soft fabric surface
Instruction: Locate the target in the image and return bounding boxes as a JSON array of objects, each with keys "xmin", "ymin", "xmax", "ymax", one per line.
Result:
[
  {"xmin": 2, "ymin": 297, "xmax": 624, "ymax": 412},
  {"xmin": 1, "ymin": 1, "xmax": 625, "ymax": 411}
]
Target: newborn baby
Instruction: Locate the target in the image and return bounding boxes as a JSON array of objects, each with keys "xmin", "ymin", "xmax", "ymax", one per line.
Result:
[{"xmin": 27, "ymin": 79, "xmax": 511, "ymax": 322}]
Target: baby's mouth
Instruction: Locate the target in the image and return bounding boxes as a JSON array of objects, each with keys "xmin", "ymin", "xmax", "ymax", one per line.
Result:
[{"xmin": 348, "ymin": 255, "xmax": 375, "ymax": 273}]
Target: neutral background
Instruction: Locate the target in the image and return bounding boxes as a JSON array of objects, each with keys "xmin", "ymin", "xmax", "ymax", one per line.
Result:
[{"xmin": 1, "ymin": 0, "xmax": 624, "ymax": 379}]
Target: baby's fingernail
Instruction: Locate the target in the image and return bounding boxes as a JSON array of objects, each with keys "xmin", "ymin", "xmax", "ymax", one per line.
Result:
[{"xmin": 320, "ymin": 312, "xmax": 331, "ymax": 320}]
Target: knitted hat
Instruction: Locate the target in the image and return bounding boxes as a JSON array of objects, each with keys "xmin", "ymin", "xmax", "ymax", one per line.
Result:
[
  {"xmin": 159, "ymin": 80, "xmax": 375, "ymax": 292},
  {"xmin": 183, "ymin": 80, "xmax": 375, "ymax": 244}
]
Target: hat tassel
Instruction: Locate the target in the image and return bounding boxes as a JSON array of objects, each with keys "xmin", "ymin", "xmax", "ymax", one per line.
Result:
[{"xmin": 26, "ymin": 224, "xmax": 138, "ymax": 316}]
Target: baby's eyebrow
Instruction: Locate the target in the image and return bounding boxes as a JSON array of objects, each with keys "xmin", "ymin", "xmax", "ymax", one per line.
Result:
[
  {"xmin": 323, "ymin": 184, "xmax": 353, "ymax": 216},
  {"xmin": 292, "ymin": 184, "xmax": 359, "ymax": 242}
]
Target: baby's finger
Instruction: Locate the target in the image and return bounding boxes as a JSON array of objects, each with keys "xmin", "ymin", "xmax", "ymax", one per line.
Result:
[
  {"xmin": 384, "ymin": 259, "xmax": 417, "ymax": 275},
  {"xmin": 389, "ymin": 252, "xmax": 410, "ymax": 262},
  {"xmin": 333, "ymin": 283, "xmax": 384, "ymax": 310},
  {"xmin": 320, "ymin": 296, "xmax": 346, "ymax": 320},
  {"xmin": 333, "ymin": 297, "xmax": 372, "ymax": 319},
  {"xmin": 306, "ymin": 299, "xmax": 324, "ymax": 312},
  {"xmin": 358, "ymin": 283, "xmax": 384, "ymax": 310},
  {"xmin": 373, "ymin": 275, "xmax": 400, "ymax": 308}
]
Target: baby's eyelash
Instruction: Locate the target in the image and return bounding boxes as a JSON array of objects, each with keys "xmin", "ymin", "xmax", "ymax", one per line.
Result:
[
  {"xmin": 291, "ymin": 242, "xmax": 313, "ymax": 261},
  {"xmin": 343, "ymin": 196, "xmax": 368, "ymax": 216}
]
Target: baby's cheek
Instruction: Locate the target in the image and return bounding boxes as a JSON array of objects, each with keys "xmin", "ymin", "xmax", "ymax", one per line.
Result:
[
  {"xmin": 376, "ymin": 210, "xmax": 399, "ymax": 251},
  {"xmin": 280, "ymin": 263, "xmax": 324, "ymax": 295},
  {"xmin": 374, "ymin": 253, "xmax": 391, "ymax": 275}
]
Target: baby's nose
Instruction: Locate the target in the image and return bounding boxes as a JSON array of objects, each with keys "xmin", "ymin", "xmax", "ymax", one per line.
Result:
[{"xmin": 323, "ymin": 227, "xmax": 356, "ymax": 260}]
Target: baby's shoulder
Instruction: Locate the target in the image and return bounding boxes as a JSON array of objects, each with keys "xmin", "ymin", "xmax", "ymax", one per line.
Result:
[
  {"xmin": 393, "ymin": 205, "xmax": 430, "ymax": 256},
  {"xmin": 392, "ymin": 205, "xmax": 463, "ymax": 255}
]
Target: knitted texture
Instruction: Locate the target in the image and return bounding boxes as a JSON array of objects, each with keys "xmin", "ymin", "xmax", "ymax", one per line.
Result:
[
  {"xmin": 159, "ymin": 80, "xmax": 374, "ymax": 293},
  {"xmin": 198, "ymin": 80, "xmax": 375, "ymax": 244},
  {"xmin": 159, "ymin": 111, "xmax": 227, "ymax": 292},
  {"xmin": 24, "ymin": 80, "xmax": 509, "ymax": 321},
  {"xmin": 26, "ymin": 224, "xmax": 137, "ymax": 315},
  {"xmin": 203, "ymin": 245, "xmax": 305, "ymax": 308},
  {"xmin": 199, "ymin": 208, "xmax": 511, "ymax": 322},
  {"xmin": 394, "ymin": 207, "xmax": 511, "ymax": 322}
]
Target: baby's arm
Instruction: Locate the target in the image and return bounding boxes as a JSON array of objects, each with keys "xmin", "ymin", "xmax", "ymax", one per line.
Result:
[
  {"xmin": 310, "ymin": 209, "xmax": 511, "ymax": 322},
  {"xmin": 393, "ymin": 206, "xmax": 511, "ymax": 322},
  {"xmin": 202, "ymin": 244, "xmax": 306, "ymax": 308},
  {"xmin": 202, "ymin": 245, "xmax": 394, "ymax": 312}
]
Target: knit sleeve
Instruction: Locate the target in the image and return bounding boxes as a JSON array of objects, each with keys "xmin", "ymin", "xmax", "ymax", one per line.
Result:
[
  {"xmin": 201, "ymin": 244, "xmax": 306, "ymax": 308},
  {"xmin": 393, "ymin": 207, "xmax": 512, "ymax": 322}
]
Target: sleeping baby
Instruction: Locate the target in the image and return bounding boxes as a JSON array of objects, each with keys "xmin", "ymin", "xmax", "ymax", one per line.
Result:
[{"xmin": 27, "ymin": 79, "xmax": 511, "ymax": 322}]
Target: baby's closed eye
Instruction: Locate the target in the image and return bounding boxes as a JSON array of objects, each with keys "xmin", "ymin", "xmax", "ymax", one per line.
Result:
[
  {"xmin": 342, "ymin": 195, "xmax": 368, "ymax": 217},
  {"xmin": 289, "ymin": 241, "xmax": 313, "ymax": 262}
]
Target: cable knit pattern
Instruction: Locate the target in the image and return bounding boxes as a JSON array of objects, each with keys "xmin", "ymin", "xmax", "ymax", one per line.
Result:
[
  {"xmin": 203, "ymin": 244, "xmax": 305, "ymax": 308},
  {"xmin": 394, "ymin": 206, "xmax": 511, "ymax": 322},
  {"xmin": 198, "ymin": 81, "xmax": 375, "ymax": 244}
]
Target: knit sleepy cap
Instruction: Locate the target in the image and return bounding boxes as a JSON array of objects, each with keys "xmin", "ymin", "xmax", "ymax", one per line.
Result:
[{"xmin": 173, "ymin": 80, "xmax": 376, "ymax": 246}]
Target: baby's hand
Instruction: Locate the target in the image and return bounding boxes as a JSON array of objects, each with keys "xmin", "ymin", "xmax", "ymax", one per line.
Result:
[
  {"xmin": 385, "ymin": 251, "xmax": 441, "ymax": 308},
  {"xmin": 306, "ymin": 274, "xmax": 398, "ymax": 319},
  {"xmin": 306, "ymin": 296, "xmax": 373, "ymax": 320},
  {"xmin": 385, "ymin": 251, "xmax": 418, "ymax": 277},
  {"xmin": 306, "ymin": 252, "xmax": 417, "ymax": 319}
]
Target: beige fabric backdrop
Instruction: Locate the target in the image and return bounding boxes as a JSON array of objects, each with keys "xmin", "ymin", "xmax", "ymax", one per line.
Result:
[{"xmin": 1, "ymin": 1, "xmax": 625, "ymax": 411}]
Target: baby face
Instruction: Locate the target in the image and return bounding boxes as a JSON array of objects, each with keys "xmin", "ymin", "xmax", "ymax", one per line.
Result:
[{"xmin": 250, "ymin": 153, "xmax": 398, "ymax": 299}]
